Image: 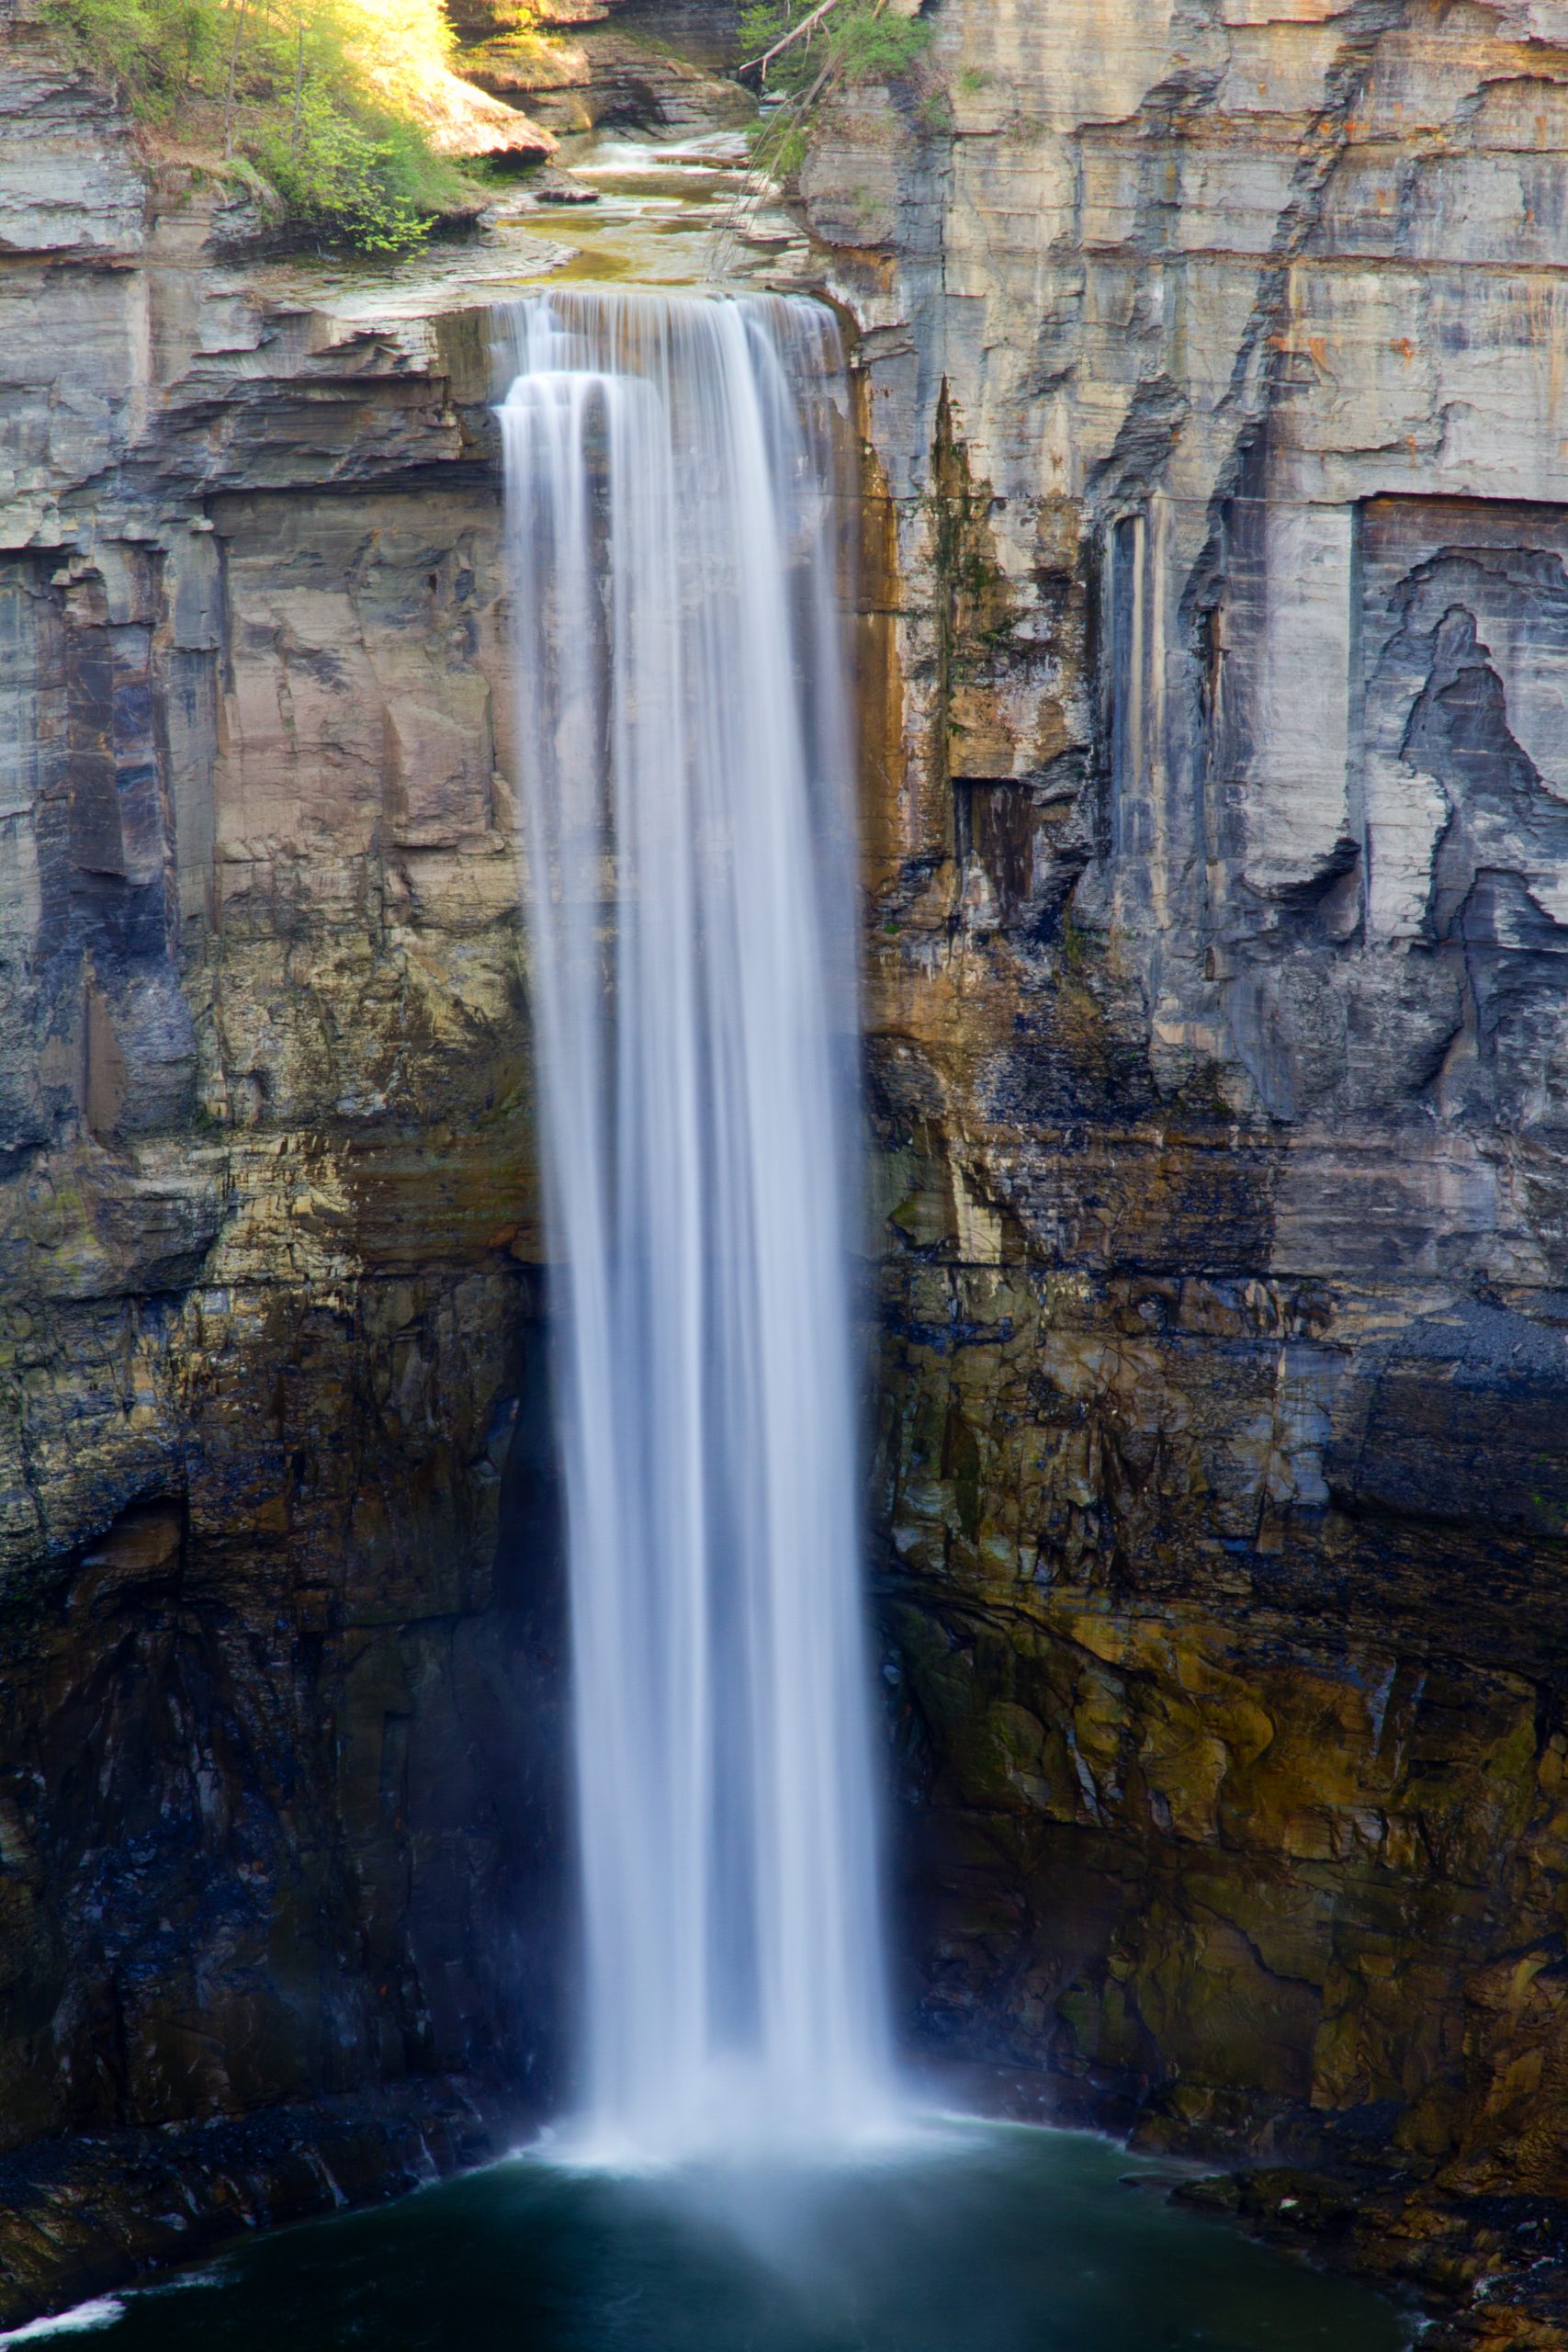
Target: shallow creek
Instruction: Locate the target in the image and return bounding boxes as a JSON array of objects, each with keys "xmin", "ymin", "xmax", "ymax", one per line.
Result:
[{"xmin": 243, "ymin": 128, "xmax": 807, "ymax": 326}]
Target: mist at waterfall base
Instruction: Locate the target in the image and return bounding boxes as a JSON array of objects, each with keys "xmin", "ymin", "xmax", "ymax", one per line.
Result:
[
  {"xmin": 19, "ymin": 2125, "xmax": 1411, "ymax": 2351},
  {"xmin": 497, "ymin": 287, "xmax": 888, "ymax": 2161}
]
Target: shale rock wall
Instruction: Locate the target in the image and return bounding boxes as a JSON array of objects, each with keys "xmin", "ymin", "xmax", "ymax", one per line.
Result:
[
  {"xmin": 452, "ymin": 0, "xmax": 743, "ymax": 136},
  {"xmin": 9, "ymin": 0, "xmax": 1568, "ymax": 2331},
  {"xmin": 0, "ymin": 25, "xmax": 563, "ymax": 2204},
  {"xmin": 800, "ymin": 0, "xmax": 1568, "ymax": 2295}
]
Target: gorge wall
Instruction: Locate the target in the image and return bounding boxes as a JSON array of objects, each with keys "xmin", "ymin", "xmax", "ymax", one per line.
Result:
[
  {"xmin": 0, "ymin": 27, "xmax": 568, "ymax": 2270},
  {"xmin": 796, "ymin": 0, "xmax": 1568, "ymax": 2328},
  {"xmin": 6, "ymin": 0, "xmax": 1568, "ymax": 2335}
]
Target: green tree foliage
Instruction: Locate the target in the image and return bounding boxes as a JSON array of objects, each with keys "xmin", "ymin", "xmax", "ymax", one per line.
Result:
[
  {"xmin": 738, "ymin": 0, "xmax": 931, "ymax": 188},
  {"xmin": 44, "ymin": 0, "xmax": 226, "ymax": 110},
  {"xmin": 44, "ymin": 0, "xmax": 469, "ymax": 254},
  {"xmin": 739, "ymin": 0, "xmax": 931, "ymax": 101}
]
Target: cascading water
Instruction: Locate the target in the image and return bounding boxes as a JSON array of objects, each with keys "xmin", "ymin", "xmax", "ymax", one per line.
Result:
[{"xmin": 497, "ymin": 288, "xmax": 891, "ymax": 2160}]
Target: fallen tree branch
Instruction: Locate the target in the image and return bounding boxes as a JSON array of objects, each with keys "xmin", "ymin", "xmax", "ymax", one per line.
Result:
[{"xmin": 737, "ymin": 0, "xmax": 852, "ymax": 81}]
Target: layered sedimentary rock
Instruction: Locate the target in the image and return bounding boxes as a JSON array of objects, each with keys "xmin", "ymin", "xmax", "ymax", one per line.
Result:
[
  {"xmin": 454, "ymin": 0, "xmax": 744, "ymax": 137},
  {"xmin": 11, "ymin": 0, "xmax": 1568, "ymax": 2333},
  {"xmin": 0, "ymin": 28, "xmax": 564, "ymax": 2311},
  {"xmin": 0, "ymin": 3, "xmax": 765, "ymax": 2315},
  {"xmin": 794, "ymin": 0, "xmax": 1568, "ymax": 2333}
]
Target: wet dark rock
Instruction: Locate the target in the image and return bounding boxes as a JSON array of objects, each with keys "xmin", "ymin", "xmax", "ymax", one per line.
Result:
[
  {"xmin": 0, "ymin": 37, "xmax": 569, "ymax": 2328},
  {"xmin": 0, "ymin": 2078, "xmax": 517, "ymax": 2333}
]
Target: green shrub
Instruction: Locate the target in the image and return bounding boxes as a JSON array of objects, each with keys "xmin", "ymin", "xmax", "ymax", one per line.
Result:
[
  {"xmin": 830, "ymin": 2, "xmax": 931, "ymax": 83},
  {"xmin": 43, "ymin": 0, "xmax": 227, "ymax": 115},
  {"xmin": 739, "ymin": 0, "xmax": 932, "ymax": 195},
  {"xmin": 43, "ymin": 0, "xmax": 469, "ymax": 254},
  {"xmin": 740, "ymin": 0, "xmax": 931, "ymax": 101},
  {"xmin": 252, "ymin": 87, "xmax": 430, "ymax": 254}
]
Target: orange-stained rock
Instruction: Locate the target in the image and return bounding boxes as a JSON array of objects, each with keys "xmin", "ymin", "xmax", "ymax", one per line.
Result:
[{"xmin": 802, "ymin": 1, "xmax": 1568, "ymax": 2335}]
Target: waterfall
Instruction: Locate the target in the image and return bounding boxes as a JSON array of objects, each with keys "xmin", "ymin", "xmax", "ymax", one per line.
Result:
[{"xmin": 497, "ymin": 289, "xmax": 891, "ymax": 2159}]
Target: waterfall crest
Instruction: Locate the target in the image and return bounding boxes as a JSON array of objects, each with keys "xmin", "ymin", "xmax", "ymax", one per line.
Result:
[{"xmin": 498, "ymin": 288, "xmax": 891, "ymax": 2158}]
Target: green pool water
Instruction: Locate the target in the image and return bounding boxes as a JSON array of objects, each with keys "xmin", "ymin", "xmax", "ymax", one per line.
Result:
[{"xmin": 22, "ymin": 2120, "xmax": 1412, "ymax": 2352}]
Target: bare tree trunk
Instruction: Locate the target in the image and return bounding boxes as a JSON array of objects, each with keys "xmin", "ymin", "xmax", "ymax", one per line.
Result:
[
  {"xmin": 739, "ymin": 0, "xmax": 849, "ymax": 80},
  {"xmin": 291, "ymin": 8, "xmax": 305, "ymax": 150}
]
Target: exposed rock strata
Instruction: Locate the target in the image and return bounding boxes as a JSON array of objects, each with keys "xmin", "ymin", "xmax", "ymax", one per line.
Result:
[
  {"xmin": 406, "ymin": 66, "xmax": 558, "ymax": 164},
  {"xmin": 9, "ymin": 0, "xmax": 1568, "ymax": 2339},
  {"xmin": 796, "ymin": 0, "xmax": 1568, "ymax": 2335},
  {"xmin": 456, "ymin": 2, "xmax": 746, "ymax": 136},
  {"xmin": 0, "ymin": 2077, "xmax": 510, "ymax": 2328},
  {"xmin": 0, "ymin": 9, "xmax": 761, "ymax": 2319},
  {"xmin": 0, "ymin": 26, "xmax": 564, "ymax": 2306}
]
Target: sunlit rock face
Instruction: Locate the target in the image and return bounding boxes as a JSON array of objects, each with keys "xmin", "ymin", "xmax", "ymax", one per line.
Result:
[
  {"xmin": 451, "ymin": 0, "xmax": 743, "ymax": 132},
  {"xmin": 802, "ymin": 0, "xmax": 1568, "ymax": 2234},
  {"xmin": 0, "ymin": 25, "xmax": 563, "ymax": 2177}
]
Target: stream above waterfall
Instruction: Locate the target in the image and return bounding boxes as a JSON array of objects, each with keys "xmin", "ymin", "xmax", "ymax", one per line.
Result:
[
  {"xmin": 6, "ymin": 2125, "xmax": 1411, "ymax": 2352},
  {"xmin": 243, "ymin": 129, "xmax": 803, "ymax": 325}
]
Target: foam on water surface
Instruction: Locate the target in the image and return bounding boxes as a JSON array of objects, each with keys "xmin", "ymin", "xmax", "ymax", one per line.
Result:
[
  {"xmin": 0, "ymin": 2301, "xmax": 126, "ymax": 2344},
  {"xmin": 36, "ymin": 2121, "xmax": 1413, "ymax": 2350}
]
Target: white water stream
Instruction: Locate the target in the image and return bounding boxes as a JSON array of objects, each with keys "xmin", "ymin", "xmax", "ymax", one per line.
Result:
[{"xmin": 498, "ymin": 289, "xmax": 891, "ymax": 2160}]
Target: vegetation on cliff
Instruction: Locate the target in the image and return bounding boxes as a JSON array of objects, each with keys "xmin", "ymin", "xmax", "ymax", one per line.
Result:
[
  {"xmin": 739, "ymin": 0, "xmax": 930, "ymax": 96},
  {"xmin": 45, "ymin": 0, "xmax": 472, "ymax": 252},
  {"xmin": 739, "ymin": 0, "xmax": 931, "ymax": 175}
]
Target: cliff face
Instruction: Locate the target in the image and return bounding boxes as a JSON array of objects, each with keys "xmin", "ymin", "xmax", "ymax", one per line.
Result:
[
  {"xmin": 10, "ymin": 0, "xmax": 1568, "ymax": 2332},
  {"xmin": 0, "ymin": 27, "xmax": 565, "ymax": 2234},
  {"xmin": 452, "ymin": 0, "xmax": 744, "ymax": 137},
  {"xmin": 798, "ymin": 0, "xmax": 1568, "ymax": 2320}
]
